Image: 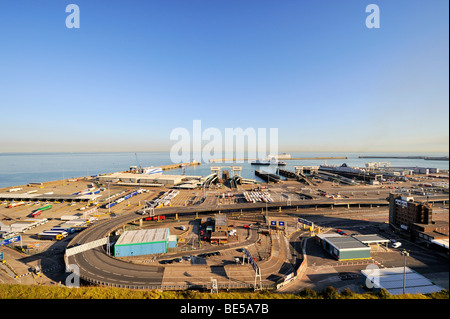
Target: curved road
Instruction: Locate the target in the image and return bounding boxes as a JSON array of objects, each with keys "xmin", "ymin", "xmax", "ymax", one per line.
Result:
[
  {"xmin": 67, "ymin": 212, "xmax": 166, "ymax": 288},
  {"xmin": 67, "ymin": 205, "xmax": 261, "ymax": 288},
  {"xmin": 65, "ymin": 195, "xmax": 447, "ymax": 288}
]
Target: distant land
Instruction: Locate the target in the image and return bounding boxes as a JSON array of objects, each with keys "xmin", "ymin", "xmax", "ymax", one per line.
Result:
[{"xmin": 359, "ymin": 155, "xmax": 449, "ymax": 161}]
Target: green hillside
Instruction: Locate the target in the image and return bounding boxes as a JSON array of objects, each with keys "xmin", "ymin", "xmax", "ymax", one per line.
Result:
[{"xmin": 0, "ymin": 284, "xmax": 448, "ymax": 299}]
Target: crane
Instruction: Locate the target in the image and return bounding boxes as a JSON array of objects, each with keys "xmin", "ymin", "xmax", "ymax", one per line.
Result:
[{"xmin": 135, "ymin": 152, "xmax": 142, "ymax": 173}]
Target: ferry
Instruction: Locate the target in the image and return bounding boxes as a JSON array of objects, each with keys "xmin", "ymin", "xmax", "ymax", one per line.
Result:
[
  {"xmin": 319, "ymin": 163, "xmax": 364, "ymax": 174},
  {"xmin": 251, "ymin": 158, "xmax": 286, "ymax": 166},
  {"xmin": 143, "ymin": 167, "xmax": 163, "ymax": 175}
]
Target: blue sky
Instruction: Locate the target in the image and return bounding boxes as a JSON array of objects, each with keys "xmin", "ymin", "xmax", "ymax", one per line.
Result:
[{"xmin": 0, "ymin": 0, "xmax": 448, "ymax": 153}]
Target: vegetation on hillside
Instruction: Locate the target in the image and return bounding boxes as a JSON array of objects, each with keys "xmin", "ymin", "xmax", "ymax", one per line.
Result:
[{"xmin": 0, "ymin": 284, "xmax": 448, "ymax": 299}]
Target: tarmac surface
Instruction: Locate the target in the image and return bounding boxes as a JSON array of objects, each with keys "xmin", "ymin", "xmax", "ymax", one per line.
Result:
[{"xmin": 1, "ymin": 174, "xmax": 448, "ymax": 291}]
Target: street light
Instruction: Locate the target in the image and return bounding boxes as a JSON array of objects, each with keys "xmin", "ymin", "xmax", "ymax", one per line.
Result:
[
  {"xmin": 108, "ymin": 182, "xmax": 111, "ymax": 215},
  {"xmin": 401, "ymin": 250, "xmax": 410, "ymax": 294}
]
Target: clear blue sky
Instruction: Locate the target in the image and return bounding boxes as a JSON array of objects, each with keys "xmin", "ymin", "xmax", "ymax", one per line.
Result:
[{"xmin": 0, "ymin": 0, "xmax": 448, "ymax": 153}]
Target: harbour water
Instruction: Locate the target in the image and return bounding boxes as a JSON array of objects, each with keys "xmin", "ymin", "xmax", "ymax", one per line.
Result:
[{"xmin": 0, "ymin": 152, "xmax": 448, "ymax": 188}]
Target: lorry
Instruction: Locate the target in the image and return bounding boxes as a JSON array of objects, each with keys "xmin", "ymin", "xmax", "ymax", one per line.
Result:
[
  {"xmin": 43, "ymin": 230, "xmax": 68, "ymax": 238},
  {"xmin": 7, "ymin": 201, "xmax": 25, "ymax": 208},
  {"xmin": 51, "ymin": 227, "xmax": 75, "ymax": 234},
  {"xmin": 31, "ymin": 205, "xmax": 52, "ymax": 217},
  {"xmin": 31, "ymin": 210, "xmax": 41, "ymax": 218},
  {"xmin": 37, "ymin": 232, "xmax": 63, "ymax": 241}
]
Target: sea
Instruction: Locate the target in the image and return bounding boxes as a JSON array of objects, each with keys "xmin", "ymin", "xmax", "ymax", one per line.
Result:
[{"xmin": 0, "ymin": 152, "xmax": 448, "ymax": 189}]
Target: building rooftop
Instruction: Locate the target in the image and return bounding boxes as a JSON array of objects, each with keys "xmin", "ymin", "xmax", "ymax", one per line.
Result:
[
  {"xmin": 431, "ymin": 238, "xmax": 449, "ymax": 249},
  {"xmin": 215, "ymin": 214, "xmax": 227, "ymax": 226},
  {"xmin": 115, "ymin": 228, "xmax": 169, "ymax": 246},
  {"xmin": 316, "ymin": 233, "xmax": 341, "ymax": 240},
  {"xmin": 353, "ymin": 234, "xmax": 390, "ymax": 244},
  {"xmin": 361, "ymin": 267, "xmax": 444, "ymax": 295},
  {"xmin": 325, "ymin": 236, "xmax": 370, "ymax": 251},
  {"xmin": 0, "ymin": 193, "xmax": 100, "ymax": 201}
]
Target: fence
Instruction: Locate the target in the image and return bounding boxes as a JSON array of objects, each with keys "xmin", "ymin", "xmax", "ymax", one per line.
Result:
[
  {"xmin": 79, "ymin": 273, "xmax": 275, "ymax": 291},
  {"xmin": 275, "ymin": 237, "xmax": 309, "ymax": 290}
]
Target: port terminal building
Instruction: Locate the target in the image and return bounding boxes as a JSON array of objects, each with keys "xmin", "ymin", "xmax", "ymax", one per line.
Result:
[
  {"xmin": 98, "ymin": 172, "xmax": 204, "ymax": 186},
  {"xmin": 315, "ymin": 233, "xmax": 389, "ymax": 261},
  {"xmin": 114, "ymin": 228, "xmax": 177, "ymax": 257},
  {"xmin": 388, "ymin": 194, "xmax": 449, "ymax": 248}
]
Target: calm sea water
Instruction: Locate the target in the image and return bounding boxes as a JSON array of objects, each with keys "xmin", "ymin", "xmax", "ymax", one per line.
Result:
[{"xmin": 0, "ymin": 152, "xmax": 448, "ymax": 188}]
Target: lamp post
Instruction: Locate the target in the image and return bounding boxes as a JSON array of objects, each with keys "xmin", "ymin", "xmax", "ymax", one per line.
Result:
[
  {"xmin": 401, "ymin": 250, "xmax": 410, "ymax": 294},
  {"xmin": 108, "ymin": 182, "xmax": 111, "ymax": 215}
]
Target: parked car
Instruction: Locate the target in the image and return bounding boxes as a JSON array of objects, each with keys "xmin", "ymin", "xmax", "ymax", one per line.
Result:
[{"xmin": 392, "ymin": 242, "xmax": 402, "ymax": 248}]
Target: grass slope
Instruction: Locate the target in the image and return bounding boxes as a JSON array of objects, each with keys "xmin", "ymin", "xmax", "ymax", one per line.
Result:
[{"xmin": 0, "ymin": 284, "xmax": 448, "ymax": 299}]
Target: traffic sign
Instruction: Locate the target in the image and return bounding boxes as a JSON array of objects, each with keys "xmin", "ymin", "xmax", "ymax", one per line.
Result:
[
  {"xmin": 278, "ymin": 221, "xmax": 285, "ymax": 226},
  {"xmin": 0, "ymin": 235, "xmax": 21, "ymax": 247},
  {"xmin": 270, "ymin": 221, "xmax": 277, "ymax": 226}
]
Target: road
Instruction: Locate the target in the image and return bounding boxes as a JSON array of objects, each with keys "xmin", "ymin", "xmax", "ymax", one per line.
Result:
[
  {"xmin": 65, "ymin": 194, "xmax": 446, "ymax": 289},
  {"xmin": 67, "ymin": 206, "xmax": 300, "ymax": 289}
]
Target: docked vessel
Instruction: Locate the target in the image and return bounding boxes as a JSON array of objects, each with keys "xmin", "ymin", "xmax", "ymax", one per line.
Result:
[
  {"xmin": 251, "ymin": 157, "xmax": 286, "ymax": 166},
  {"xmin": 143, "ymin": 167, "xmax": 163, "ymax": 175},
  {"xmin": 319, "ymin": 163, "xmax": 364, "ymax": 174}
]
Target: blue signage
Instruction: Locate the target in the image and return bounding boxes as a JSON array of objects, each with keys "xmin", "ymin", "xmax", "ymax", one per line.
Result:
[
  {"xmin": 270, "ymin": 221, "xmax": 277, "ymax": 226},
  {"xmin": 298, "ymin": 218, "xmax": 313, "ymax": 226},
  {"xmin": 278, "ymin": 221, "xmax": 285, "ymax": 226},
  {"xmin": 0, "ymin": 235, "xmax": 21, "ymax": 247},
  {"xmin": 244, "ymin": 248, "xmax": 259, "ymax": 272}
]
